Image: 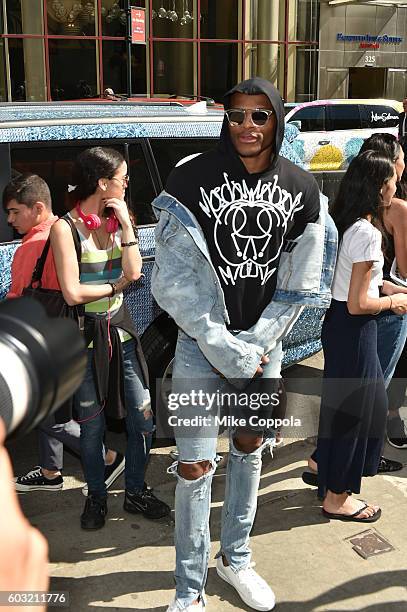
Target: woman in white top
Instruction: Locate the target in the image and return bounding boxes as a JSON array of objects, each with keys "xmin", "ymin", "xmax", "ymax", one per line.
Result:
[{"xmin": 308, "ymin": 151, "xmax": 407, "ymax": 522}]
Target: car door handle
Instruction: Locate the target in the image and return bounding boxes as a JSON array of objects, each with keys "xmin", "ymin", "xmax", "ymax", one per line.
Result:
[{"xmin": 318, "ymin": 140, "xmax": 330, "ymax": 145}]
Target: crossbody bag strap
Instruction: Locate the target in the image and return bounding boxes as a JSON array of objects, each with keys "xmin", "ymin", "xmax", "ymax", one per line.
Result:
[
  {"xmin": 60, "ymin": 214, "xmax": 82, "ymax": 272},
  {"xmin": 29, "ymin": 216, "xmax": 82, "ymax": 287},
  {"xmin": 29, "ymin": 238, "xmax": 51, "ymax": 286}
]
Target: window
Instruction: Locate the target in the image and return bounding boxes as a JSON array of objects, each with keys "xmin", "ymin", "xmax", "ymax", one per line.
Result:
[
  {"xmin": 49, "ymin": 39, "xmax": 97, "ymax": 100},
  {"xmin": 0, "ymin": 41, "xmax": 7, "ymax": 102},
  {"xmin": 201, "ymin": 43, "xmax": 240, "ymax": 103},
  {"xmin": 101, "ymin": 0, "xmax": 128, "ymax": 37},
  {"xmin": 328, "ymin": 105, "xmax": 361, "ymax": 131},
  {"xmin": 10, "ymin": 143, "xmax": 125, "ymax": 218},
  {"xmin": 153, "ymin": 42, "xmax": 195, "ymax": 97},
  {"xmin": 245, "ymin": 44, "xmax": 285, "ymax": 93},
  {"xmin": 294, "ymin": 0, "xmax": 319, "ymax": 42},
  {"xmin": 152, "ymin": 0, "xmax": 194, "ymax": 39},
  {"xmin": 103, "ymin": 41, "xmax": 128, "ymax": 95},
  {"xmin": 293, "ymin": 46, "xmax": 318, "ymax": 103},
  {"xmin": 200, "ymin": 0, "xmax": 241, "ymax": 40},
  {"xmin": 47, "ymin": 0, "xmax": 96, "ymax": 36},
  {"xmin": 360, "ymin": 105, "xmax": 400, "ymax": 129},
  {"xmin": 288, "ymin": 105, "xmax": 325, "ymax": 132},
  {"xmin": 6, "ymin": 0, "xmax": 43, "ymax": 35},
  {"xmin": 128, "ymin": 143, "xmax": 157, "ymax": 226},
  {"xmin": 150, "ymin": 138, "xmax": 217, "ymax": 187},
  {"xmin": 11, "ymin": 141, "xmax": 156, "ymax": 226},
  {"xmin": 8, "ymin": 38, "xmax": 46, "ymax": 102}
]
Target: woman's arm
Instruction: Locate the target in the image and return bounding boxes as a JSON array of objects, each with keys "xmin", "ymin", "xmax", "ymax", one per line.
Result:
[
  {"xmin": 50, "ymin": 220, "xmax": 127, "ymax": 306},
  {"xmin": 386, "ymin": 199, "xmax": 407, "ymax": 278},
  {"xmin": 103, "ymin": 197, "xmax": 142, "ymax": 281},
  {"xmin": 348, "ymin": 261, "xmax": 407, "ymax": 315},
  {"xmin": 382, "ymin": 279, "xmax": 407, "ymax": 296},
  {"xmin": 347, "ymin": 262, "xmax": 386, "ymax": 315}
]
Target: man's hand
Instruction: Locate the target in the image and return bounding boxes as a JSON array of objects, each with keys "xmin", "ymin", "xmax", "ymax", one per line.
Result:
[
  {"xmin": 0, "ymin": 419, "xmax": 49, "ymax": 611},
  {"xmin": 253, "ymin": 354, "xmax": 270, "ymax": 378},
  {"xmin": 212, "ymin": 354, "xmax": 270, "ymax": 380}
]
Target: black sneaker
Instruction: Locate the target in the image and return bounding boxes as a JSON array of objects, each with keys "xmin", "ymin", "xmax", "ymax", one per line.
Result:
[
  {"xmin": 82, "ymin": 452, "xmax": 125, "ymax": 496},
  {"xmin": 80, "ymin": 495, "xmax": 107, "ymax": 530},
  {"xmin": 123, "ymin": 484, "xmax": 170, "ymax": 519},
  {"xmin": 387, "ymin": 416, "xmax": 407, "ymax": 449},
  {"xmin": 377, "ymin": 456, "xmax": 403, "ymax": 473},
  {"xmin": 14, "ymin": 466, "xmax": 63, "ymax": 493}
]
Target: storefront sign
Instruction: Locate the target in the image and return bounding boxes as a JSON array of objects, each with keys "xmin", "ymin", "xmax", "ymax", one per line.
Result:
[
  {"xmin": 131, "ymin": 7, "xmax": 146, "ymax": 44},
  {"xmin": 336, "ymin": 33, "xmax": 403, "ymax": 49}
]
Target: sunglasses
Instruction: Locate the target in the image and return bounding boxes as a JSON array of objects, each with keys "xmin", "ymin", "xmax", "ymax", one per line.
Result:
[
  {"xmin": 225, "ymin": 108, "xmax": 274, "ymax": 127},
  {"xmin": 111, "ymin": 174, "xmax": 129, "ymax": 187}
]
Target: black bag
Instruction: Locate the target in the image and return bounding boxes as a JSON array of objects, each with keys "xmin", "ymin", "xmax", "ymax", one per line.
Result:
[{"xmin": 22, "ymin": 216, "xmax": 84, "ymax": 322}]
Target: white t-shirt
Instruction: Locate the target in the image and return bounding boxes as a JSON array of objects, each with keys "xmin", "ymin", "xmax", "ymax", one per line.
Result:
[{"xmin": 332, "ymin": 218, "xmax": 383, "ymax": 301}]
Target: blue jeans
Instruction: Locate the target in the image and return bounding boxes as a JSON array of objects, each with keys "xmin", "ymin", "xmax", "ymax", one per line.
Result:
[
  {"xmin": 75, "ymin": 340, "xmax": 153, "ymax": 498},
  {"xmin": 377, "ymin": 311, "xmax": 407, "ymax": 388},
  {"xmin": 169, "ymin": 330, "xmax": 283, "ymax": 609}
]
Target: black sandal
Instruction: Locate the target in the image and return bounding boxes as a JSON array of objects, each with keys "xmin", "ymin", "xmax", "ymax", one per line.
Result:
[
  {"xmin": 322, "ymin": 502, "xmax": 381, "ymax": 523},
  {"xmin": 301, "ymin": 471, "xmax": 318, "ymax": 487}
]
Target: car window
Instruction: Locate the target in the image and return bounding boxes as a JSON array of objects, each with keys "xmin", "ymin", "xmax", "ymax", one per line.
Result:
[
  {"xmin": 360, "ymin": 105, "xmax": 400, "ymax": 129},
  {"xmin": 128, "ymin": 143, "xmax": 157, "ymax": 226},
  {"xmin": 10, "ymin": 141, "xmax": 156, "ymax": 226},
  {"xmin": 11, "ymin": 143, "xmax": 106, "ymax": 218},
  {"xmin": 288, "ymin": 106, "xmax": 326, "ymax": 132},
  {"xmin": 150, "ymin": 138, "xmax": 216, "ymax": 186},
  {"xmin": 328, "ymin": 105, "xmax": 361, "ymax": 131}
]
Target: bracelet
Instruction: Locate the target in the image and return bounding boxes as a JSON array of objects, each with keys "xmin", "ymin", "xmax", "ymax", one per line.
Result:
[
  {"xmin": 121, "ymin": 240, "xmax": 138, "ymax": 247},
  {"xmin": 372, "ymin": 299, "xmax": 382, "ymax": 316},
  {"xmin": 108, "ymin": 281, "xmax": 117, "ymax": 297},
  {"xmin": 389, "ymin": 295, "xmax": 393, "ymax": 309}
]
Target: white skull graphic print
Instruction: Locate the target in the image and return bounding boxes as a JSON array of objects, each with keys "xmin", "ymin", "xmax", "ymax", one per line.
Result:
[{"xmin": 199, "ymin": 172, "xmax": 304, "ymax": 286}]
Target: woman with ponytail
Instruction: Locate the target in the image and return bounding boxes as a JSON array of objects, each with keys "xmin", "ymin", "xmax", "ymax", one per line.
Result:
[{"xmin": 51, "ymin": 147, "xmax": 169, "ymax": 530}]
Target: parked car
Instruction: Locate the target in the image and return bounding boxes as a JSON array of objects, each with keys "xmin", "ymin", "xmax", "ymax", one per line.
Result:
[
  {"xmin": 0, "ymin": 101, "xmax": 339, "ymax": 410},
  {"xmin": 285, "ymin": 98, "xmax": 402, "ymax": 171}
]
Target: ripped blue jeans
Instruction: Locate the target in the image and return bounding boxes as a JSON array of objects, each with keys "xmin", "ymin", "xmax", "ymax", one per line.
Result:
[
  {"xmin": 75, "ymin": 340, "xmax": 153, "ymax": 498},
  {"xmin": 169, "ymin": 330, "xmax": 283, "ymax": 609}
]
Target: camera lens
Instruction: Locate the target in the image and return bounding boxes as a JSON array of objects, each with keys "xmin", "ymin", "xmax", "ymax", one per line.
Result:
[{"xmin": 0, "ymin": 297, "xmax": 86, "ymax": 438}]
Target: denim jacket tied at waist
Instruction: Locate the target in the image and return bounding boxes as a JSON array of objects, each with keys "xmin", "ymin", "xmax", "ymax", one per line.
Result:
[{"xmin": 151, "ymin": 191, "xmax": 338, "ymax": 382}]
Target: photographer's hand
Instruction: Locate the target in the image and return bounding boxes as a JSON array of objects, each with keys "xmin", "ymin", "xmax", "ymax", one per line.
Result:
[{"xmin": 0, "ymin": 419, "xmax": 49, "ymax": 611}]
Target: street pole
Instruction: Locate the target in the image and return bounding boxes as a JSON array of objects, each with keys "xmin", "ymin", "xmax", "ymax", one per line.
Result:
[{"xmin": 126, "ymin": 0, "xmax": 132, "ymax": 97}]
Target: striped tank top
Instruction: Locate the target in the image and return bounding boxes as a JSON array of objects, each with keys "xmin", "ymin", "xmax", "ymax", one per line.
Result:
[{"xmin": 69, "ymin": 214, "xmax": 131, "ymax": 343}]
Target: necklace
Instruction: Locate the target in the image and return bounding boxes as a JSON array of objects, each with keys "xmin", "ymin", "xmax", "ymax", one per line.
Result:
[{"xmin": 94, "ymin": 227, "xmax": 111, "ymax": 251}]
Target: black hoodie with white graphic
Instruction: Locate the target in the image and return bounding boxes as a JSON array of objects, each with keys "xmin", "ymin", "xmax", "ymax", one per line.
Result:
[{"xmin": 166, "ymin": 77, "xmax": 320, "ymax": 330}]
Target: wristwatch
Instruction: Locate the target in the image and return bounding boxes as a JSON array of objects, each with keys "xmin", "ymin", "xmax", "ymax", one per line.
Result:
[{"xmin": 108, "ymin": 281, "xmax": 117, "ymax": 297}]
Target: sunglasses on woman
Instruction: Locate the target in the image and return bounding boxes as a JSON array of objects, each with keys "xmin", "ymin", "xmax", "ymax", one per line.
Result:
[{"xmin": 225, "ymin": 108, "xmax": 274, "ymax": 127}]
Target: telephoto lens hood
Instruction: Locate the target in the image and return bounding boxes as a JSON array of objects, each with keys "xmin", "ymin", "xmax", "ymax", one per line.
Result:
[{"xmin": 0, "ymin": 297, "xmax": 86, "ymax": 439}]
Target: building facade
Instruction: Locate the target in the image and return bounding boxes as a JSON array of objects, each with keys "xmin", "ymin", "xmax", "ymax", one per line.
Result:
[
  {"xmin": 1, "ymin": 1, "xmax": 406, "ymax": 105},
  {"xmin": 0, "ymin": 0, "xmax": 319, "ymax": 103},
  {"xmin": 319, "ymin": 1, "xmax": 407, "ymax": 102}
]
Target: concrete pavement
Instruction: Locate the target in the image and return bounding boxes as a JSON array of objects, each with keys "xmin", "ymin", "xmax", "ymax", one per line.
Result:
[{"xmin": 7, "ymin": 353, "xmax": 407, "ymax": 611}]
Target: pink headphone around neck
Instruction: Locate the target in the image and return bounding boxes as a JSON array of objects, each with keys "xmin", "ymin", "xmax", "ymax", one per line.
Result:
[{"xmin": 76, "ymin": 203, "xmax": 119, "ymax": 233}]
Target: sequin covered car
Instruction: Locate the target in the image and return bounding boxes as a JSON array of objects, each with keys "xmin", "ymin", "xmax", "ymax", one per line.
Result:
[
  {"xmin": 286, "ymin": 98, "xmax": 402, "ymax": 172},
  {"xmin": 0, "ymin": 101, "xmax": 328, "ymax": 405}
]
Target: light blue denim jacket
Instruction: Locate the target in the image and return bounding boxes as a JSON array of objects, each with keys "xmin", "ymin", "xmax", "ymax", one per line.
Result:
[{"xmin": 151, "ymin": 191, "xmax": 338, "ymax": 381}]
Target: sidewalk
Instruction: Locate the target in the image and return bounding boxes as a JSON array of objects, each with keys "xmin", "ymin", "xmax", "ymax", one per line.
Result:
[{"xmin": 8, "ymin": 353, "xmax": 407, "ymax": 611}]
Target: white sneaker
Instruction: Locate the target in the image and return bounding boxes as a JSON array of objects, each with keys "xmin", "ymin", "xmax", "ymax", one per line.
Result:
[
  {"xmin": 216, "ymin": 558, "xmax": 275, "ymax": 611},
  {"xmin": 166, "ymin": 590, "xmax": 205, "ymax": 611},
  {"xmin": 169, "ymin": 449, "xmax": 179, "ymax": 461}
]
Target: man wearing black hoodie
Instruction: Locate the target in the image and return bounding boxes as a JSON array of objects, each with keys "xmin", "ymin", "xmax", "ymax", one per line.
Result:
[{"xmin": 153, "ymin": 78, "xmax": 321, "ymax": 612}]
